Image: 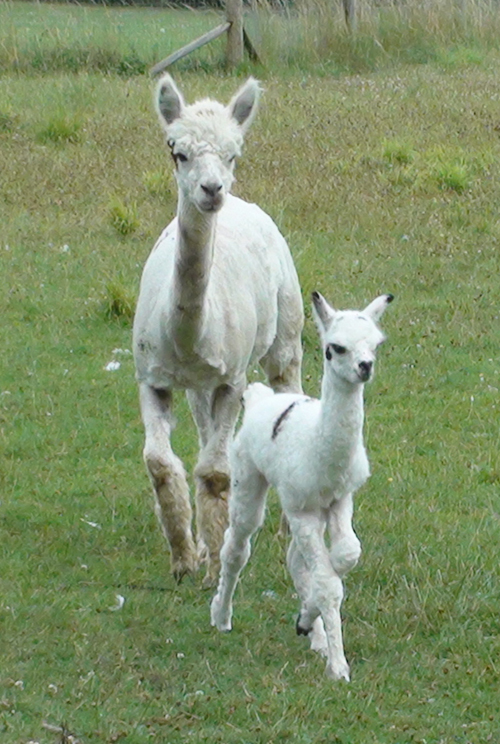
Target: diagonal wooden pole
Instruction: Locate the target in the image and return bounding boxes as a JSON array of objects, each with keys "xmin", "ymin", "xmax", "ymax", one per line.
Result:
[{"xmin": 150, "ymin": 22, "xmax": 231, "ymax": 76}]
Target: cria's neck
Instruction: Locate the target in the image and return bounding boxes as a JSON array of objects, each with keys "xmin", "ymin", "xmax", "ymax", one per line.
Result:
[{"xmin": 317, "ymin": 371, "xmax": 365, "ymax": 453}]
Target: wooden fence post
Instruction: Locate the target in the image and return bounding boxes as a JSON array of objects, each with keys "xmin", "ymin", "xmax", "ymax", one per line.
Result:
[
  {"xmin": 343, "ymin": 0, "xmax": 357, "ymax": 32},
  {"xmin": 226, "ymin": 0, "xmax": 244, "ymax": 68}
]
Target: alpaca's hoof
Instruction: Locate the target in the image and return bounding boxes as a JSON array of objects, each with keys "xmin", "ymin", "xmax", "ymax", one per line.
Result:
[
  {"xmin": 326, "ymin": 659, "xmax": 350, "ymax": 682},
  {"xmin": 210, "ymin": 595, "xmax": 232, "ymax": 631},
  {"xmin": 295, "ymin": 614, "xmax": 311, "ymax": 636},
  {"xmin": 171, "ymin": 554, "xmax": 198, "ymax": 583},
  {"xmin": 309, "ymin": 617, "xmax": 328, "ymax": 658}
]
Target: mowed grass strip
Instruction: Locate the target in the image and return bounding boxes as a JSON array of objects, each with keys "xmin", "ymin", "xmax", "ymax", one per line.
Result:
[{"xmin": 1, "ymin": 24, "xmax": 500, "ymax": 744}]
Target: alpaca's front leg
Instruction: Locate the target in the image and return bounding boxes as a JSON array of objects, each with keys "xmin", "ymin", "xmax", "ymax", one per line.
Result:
[
  {"xmin": 211, "ymin": 455, "xmax": 269, "ymax": 630},
  {"xmin": 287, "ymin": 536, "xmax": 328, "ymax": 658},
  {"xmin": 288, "ymin": 513, "xmax": 350, "ymax": 682},
  {"xmin": 140, "ymin": 384, "xmax": 197, "ymax": 581},
  {"xmin": 210, "ymin": 525, "xmax": 251, "ymax": 631},
  {"xmin": 191, "ymin": 384, "xmax": 243, "ymax": 586},
  {"xmin": 328, "ymin": 494, "xmax": 361, "ymax": 578}
]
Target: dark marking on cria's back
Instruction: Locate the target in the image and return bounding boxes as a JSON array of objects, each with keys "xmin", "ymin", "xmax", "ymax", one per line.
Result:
[
  {"xmin": 272, "ymin": 401, "xmax": 298, "ymax": 440},
  {"xmin": 272, "ymin": 397, "xmax": 314, "ymax": 440}
]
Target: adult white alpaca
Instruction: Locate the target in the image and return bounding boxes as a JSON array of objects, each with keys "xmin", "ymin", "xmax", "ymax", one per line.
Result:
[
  {"xmin": 211, "ymin": 291, "xmax": 393, "ymax": 680},
  {"xmin": 133, "ymin": 75, "xmax": 303, "ymax": 584}
]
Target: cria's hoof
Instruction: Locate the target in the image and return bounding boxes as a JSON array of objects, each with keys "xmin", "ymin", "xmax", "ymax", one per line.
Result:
[
  {"xmin": 326, "ymin": 661, "xmax": 350, "ymax": 682},
  {"xmin": 296, "ymin": 614, "xmax": 311, "ymax": 636}
]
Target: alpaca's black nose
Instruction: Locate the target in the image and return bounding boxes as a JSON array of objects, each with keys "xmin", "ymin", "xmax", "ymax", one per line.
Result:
[
  {"xmin": 201, "ymin": 182, "xmax": 223, "ymax": 197},
  {"xmin": 358, "ymin": 361, "xmax": 373, "ymax": 380}
]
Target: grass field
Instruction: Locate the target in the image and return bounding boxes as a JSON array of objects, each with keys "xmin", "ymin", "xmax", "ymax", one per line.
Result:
[{"xmin": 1, "ymin": 2, "xmax": 500, "ymax": 743}]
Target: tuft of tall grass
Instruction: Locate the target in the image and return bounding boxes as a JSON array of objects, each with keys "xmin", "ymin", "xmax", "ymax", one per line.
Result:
[
  {"xmin": 103, "ymin": 277, "xmax": 136, "ymax": 322},
  {"xmin": 434, "ymin": 159, "xmax": 472, "ymax": 193},
  {"xmin": 35, "ymin": 112, "xmax": 82, "ymax": 144},
  {"xmin": 383, "ymin": 140, "xmax": 416, "ymax": 167},
  {"xmin": 108, "ymin": 196, "xmax": 140, "ymax": 236}
]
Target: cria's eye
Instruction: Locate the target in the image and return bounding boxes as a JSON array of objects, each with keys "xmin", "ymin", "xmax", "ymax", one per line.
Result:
[
  {"xmin": 175, "ymin": 152, "xmax": 188, "ymax": 163},
  {"xmin": 332, "ymin": 344, "xmax": 347, "ymax": 355},
  {"xmin": 228, "ymin": 155, "xmax": 236, "ymax": 163}
]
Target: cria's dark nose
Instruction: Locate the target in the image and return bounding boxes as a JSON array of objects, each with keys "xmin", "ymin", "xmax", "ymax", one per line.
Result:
[
  {"xmin": 358, "ymin": 360, "xmax": 373, "ymax": 380},
  {"xmin": 201, "ymin": 182, "xmax": 223, "ymax": 197}
]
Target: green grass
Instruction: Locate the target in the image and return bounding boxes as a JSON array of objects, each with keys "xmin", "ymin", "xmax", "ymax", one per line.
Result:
[
  {"xmin": 2, "ymin": 5, "xmax": 500, "ymax": 743},
  {"xmin": 4, "ymin": 0, "xmax": 500, "ymax": 77},
  {"xmin": 0, "ymin": 2, "xmax": 226, "ymax": 75}
]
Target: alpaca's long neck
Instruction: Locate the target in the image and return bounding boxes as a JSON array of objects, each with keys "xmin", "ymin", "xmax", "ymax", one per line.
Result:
[
  {"xmin": 170, "ymin": 194, "xmax": 217, "ymax": 354},
  {"xmin": 316, "ymin": 370, "xmax": 365, "ymax": 465}
]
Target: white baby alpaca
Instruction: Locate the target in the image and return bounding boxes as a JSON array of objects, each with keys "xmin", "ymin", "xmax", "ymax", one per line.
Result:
[{"xmin": 211, "ymin": 290, "xmax": 393, "ymax": 681}]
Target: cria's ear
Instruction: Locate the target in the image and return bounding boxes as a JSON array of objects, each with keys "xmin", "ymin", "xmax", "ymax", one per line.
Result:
[
  {"xmin": 363, "ymin": 293, "xmax": 394, "ymax": 322},
  {"xmin": 311, "ymin": 291, "xmax": 336, "ymax": 334},
  {"xmin": 157, "ymin": 74, "xmax": 185, "ymax": 127},
  {"xmin": 228, "ymin": 77, "xmax": 261, "ymax": 133}
]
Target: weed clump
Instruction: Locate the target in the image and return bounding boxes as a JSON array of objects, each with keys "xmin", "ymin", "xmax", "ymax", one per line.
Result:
[
  {"xmin": 36, "ymin": 114, "xmax": 82, "ymax": 144},
  {"xmin": 103, "ymin": 278, "xmax": 135, "ymax": 322},
  {"xmin": 108, "ymin": 197, "xmax": 139, "ymax": 236},
  {"xmin": 383, "ymin": 140, "xmax": 416, "ymax": 166},
  {"xmin": 435, "ymin": 161, "xmax": 471, "ymax": 193}
]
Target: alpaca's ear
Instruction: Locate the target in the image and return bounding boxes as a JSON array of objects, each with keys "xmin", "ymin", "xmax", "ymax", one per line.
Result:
[
  {"xmin": 228, "ymin": 77, "xmax": 261, "ymax": 133},
  {"xmin": 363, "ymin": 294, "xmax": 394, "ymax": 322},
  {"xmin": 311, "ymin": 291, "xmax": 336, "ymax": 333},
  {"xmin": 157, "ymin": 74, "xmax": 185, "ymax": 127}
]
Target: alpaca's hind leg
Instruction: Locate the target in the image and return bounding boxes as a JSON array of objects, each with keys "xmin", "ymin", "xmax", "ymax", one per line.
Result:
[
  {"xmin": 189, "ymin": 383, "xmax": 244, "ymax": 586},
  {"xmin": 260, "ymin": 344, "xmax": 302, "ymax": 395},
  {"xmin": 287, "ymin": 537, "xmax": 328, "ymax": 658},
  {"xmin": 211, "ymin": 456, "xmax": 268, "ymax": 631},
  {"xmin": 328, "ymin": 494, "xmax": 361, "ymax": 578},
  {"xmin": 260, "ymin": 340, "xmax": 303, "ymax": 538},
  {"xmin": 288, "ymin": 512, "xmax": 350, "ymax": 681},
  {"xmin": 260, "ymin": 287, "xmax": 303, "ymax": 395},
  {"xmin": 140, "ymin": 384, "xmax": 197, "ymax": 581}
]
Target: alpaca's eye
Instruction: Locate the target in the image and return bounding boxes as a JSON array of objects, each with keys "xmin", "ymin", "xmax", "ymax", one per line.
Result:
[
  {"xmin": 175, "ymin": 152, "xmax": 188, "ymax": 163},
  {"xmin": 332, "ymin": 344, "xmax": 347, "ymax": 355},
  {"xmin": 228, "ymin": 155, "xmax": 236, "ymax": 164}
]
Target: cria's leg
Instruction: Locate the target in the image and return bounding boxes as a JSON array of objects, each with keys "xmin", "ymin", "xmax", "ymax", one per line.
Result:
[
  {"xmin": 211, "ymin": 451, "xmax": 268, "ymax": 631},
  {"xmin": 287, "ymin": 536, "xmax": 328, "ymax": 658},
  {"xmin": 189, "ymin": 384, "xmax": 243, "ymax": 586},
  {"xmin": 288, "ymin": 512, "xmax": 350, "ymax": 682},
  {"xmin": 328, "ymin": 494, "xmax": 361, "ymax": 578},
  {"xmin": 140, "ymin": 384, "xmax": 197, "ymax": 581}
]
